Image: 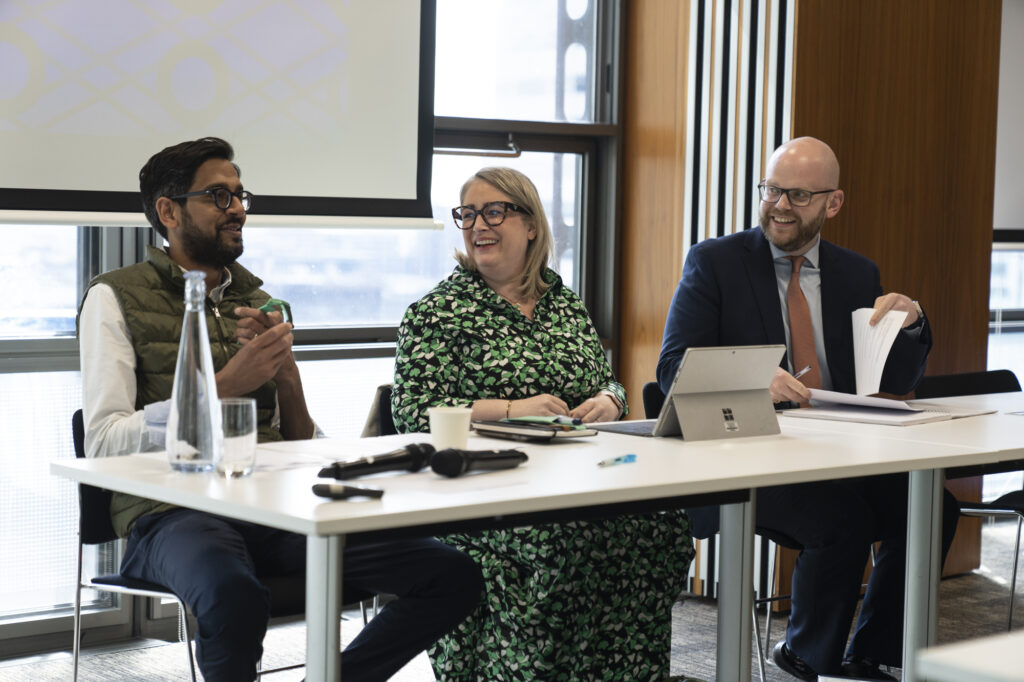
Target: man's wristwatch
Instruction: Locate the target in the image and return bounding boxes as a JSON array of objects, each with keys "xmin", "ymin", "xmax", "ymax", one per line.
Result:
[{"xmin": 908, "ymin": 300, "xmax": 925, "ymax": 328}]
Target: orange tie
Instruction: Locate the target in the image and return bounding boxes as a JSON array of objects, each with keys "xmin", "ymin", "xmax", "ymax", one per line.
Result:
[{"xmin": 786, "ymin": 256, "xmax": 821, "ymax": 399}]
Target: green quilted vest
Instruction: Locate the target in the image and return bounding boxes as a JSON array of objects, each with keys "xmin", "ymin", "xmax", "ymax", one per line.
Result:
[{"xmin": 83, "ymin": 246, "xmax": 283, "ymax": 537}]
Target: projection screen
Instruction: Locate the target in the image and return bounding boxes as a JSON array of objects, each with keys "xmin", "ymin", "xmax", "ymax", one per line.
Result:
[{"xmin": 0, "ymin": 0, "xmax": 435, "ymax": 225}]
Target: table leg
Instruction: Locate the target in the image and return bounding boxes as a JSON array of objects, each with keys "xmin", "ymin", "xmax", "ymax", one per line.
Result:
[
  {"xmin": 306, "ymin": 534, "xmax": 344, "ymax": 682},
  {"xmin": 902, "ymin": 468, "xmax": 943, "ymax": 682},
  {"xmin": 718, "ymin": 491, "xmax": 755, "ymax": 681}
]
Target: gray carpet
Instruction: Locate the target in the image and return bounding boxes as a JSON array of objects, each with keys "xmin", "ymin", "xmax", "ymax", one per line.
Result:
[{"xmin": 2, "ymin": 520, "xmax": 1021, "ymax": 681}]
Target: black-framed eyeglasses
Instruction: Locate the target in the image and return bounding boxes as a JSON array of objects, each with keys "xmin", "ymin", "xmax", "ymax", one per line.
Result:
[
  {"xmin": 170, "ymin": 187, "xmax": 254, "ymax": 212},
  {"xmin": 757, "ymin": 183, "xmax": 836, "ymax": 207},
  {"xmin": 451, "ymin": 201, "xmax": 531, "ymax": 230}
]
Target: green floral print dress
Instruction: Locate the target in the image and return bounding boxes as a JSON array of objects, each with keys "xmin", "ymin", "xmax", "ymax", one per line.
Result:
[{"xmin": 393, "ymin": 266, "xmax": 696, "ymax": 681}]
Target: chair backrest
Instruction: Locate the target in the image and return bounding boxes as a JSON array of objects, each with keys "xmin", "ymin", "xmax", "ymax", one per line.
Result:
[
  {"xmin": 914, "ymin": 369, "xmax": 1022, "ymax": 399},
  {"xmin": 378, "ymin": 384, "xmax": 397, "ymax": 436},
  {"xmin": 641, "ymin": 381, "xmax": 666, "ymax": 419},
  {"xmin": 360, "ymin": 384, "xmax": 398, "ymax": 437},
  {"xmin": 73, "ymin": 409, "xmax": 118, "ymax": 545}
]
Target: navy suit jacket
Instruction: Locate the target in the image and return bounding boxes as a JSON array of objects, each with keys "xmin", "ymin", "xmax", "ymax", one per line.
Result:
[{"xmin": 656, "ymin": 227, "xmax": 931, "ymax": 398}]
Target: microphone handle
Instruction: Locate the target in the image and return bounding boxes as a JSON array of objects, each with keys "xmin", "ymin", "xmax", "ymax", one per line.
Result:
[
  {"xmin": 318, "ymin": 444, "xmax": 433, "ymax": 479},
  {"xmin": 431, "ymin": 448, "xmax": 529, "ymax": 477},
  {"xmin": 464, "ymin": 449, "xmax": 529, "ymax": 471}
]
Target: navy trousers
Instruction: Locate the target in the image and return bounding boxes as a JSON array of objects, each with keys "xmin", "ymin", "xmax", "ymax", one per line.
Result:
[
  {"xmin": 688, "ymin": 473, "xmax": 959, "ymax": 675},
  {"xmin": 121, "ymin": 509, "xmax": 483, "ymax": 682}
]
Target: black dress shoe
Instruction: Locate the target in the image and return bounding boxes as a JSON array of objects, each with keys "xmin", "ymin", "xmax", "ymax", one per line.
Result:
[
  {"xmin": 840, "ymin": 655, "xmax": 898, "ymax": 680},
  {"xmin": 772, "ymin": 641, "xmax": 818, "ymax": 681}
]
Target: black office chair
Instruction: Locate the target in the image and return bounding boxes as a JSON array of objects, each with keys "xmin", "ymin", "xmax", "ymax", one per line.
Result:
[
  {"xmin": 71, "ymin": 410, "xmax": 376, "ymax": 679},
  {"xmin": 915, "ymin": 369, "xmax": 1024, "ymax": 631},
  {"xmin": 642, "ymin": 381, "xmax": 666, "ymax": 420},
  {"xmin": 915, "ymin": 369, "xmax": 1021, "ymax": 400},
  {"xmin": 361, "ymin": 384, "xmax": 398, "ymax": 437},
  {"xmin": 72, "ymin": 409, "xmax": 199, "ymax": 682},
  {"xmin": 640, "ymin": 382, "xmax": 797, "ymax": 680}
]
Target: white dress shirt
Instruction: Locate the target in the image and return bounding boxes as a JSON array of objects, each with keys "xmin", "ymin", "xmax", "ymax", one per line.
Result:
[{"xmin": 78, "ymin": 272, "xmax": 305, "ymax": 459}]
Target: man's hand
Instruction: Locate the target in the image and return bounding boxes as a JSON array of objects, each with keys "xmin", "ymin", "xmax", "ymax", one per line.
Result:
[
  {"xmin": 871, "ymin": 293, "xmax": 919, "ymax": 328},
  {"xmin": 570, "ymin": 393, "xmax": 620, "ymax": 423},
  {"xmin": 769, "ymin": 366, "xmax": 811, "ymax": 404},
  {"xmin": 216, "ymin": 321, "xmax": 293, "ymax": 397},
  {"xmin": 234, "ymin": 306, "xmax": 284, "ymax": 343},
  {"xmin": 509, "ymin": 394, "xmax": 570, "ymax": 418}
]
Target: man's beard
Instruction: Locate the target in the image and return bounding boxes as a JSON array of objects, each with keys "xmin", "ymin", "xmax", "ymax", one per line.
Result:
[
  {"xmin": 180, "ymin": 209, "xmax": 243, "ymax": 268},
  {"xmin": 758, "ymin": 203, "xmax": 826, "ymax": 253}
]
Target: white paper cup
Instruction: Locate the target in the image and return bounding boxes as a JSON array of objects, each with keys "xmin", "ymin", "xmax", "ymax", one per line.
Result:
[
  {"xmin": 218, "ymin": 398, "xmax": 257, "ymax": 477},
  {"xmin": 428, "ymin": 406, "xmax": 472, "ymax": 450}
]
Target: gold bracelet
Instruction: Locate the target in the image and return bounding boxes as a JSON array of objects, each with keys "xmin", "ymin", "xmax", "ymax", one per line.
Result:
[{"xmin": 505, "ymin": 400, "xmax": 512, "ymax": 419}]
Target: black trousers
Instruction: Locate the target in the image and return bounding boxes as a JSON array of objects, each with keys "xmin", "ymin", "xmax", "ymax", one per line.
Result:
[
  {"xmin": 688, "ymin": 473, "xmax": 959, "ymax": 675},
  {"xmin": 121, "ymin": 508, "xmax": 483, "ymax": 682}
]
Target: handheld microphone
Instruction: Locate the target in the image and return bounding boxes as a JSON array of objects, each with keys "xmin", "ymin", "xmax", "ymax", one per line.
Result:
[
  {"xmin": 318, "ymin": 443, "xmax": 435, "ymax": 480},
  {"xmin": 429, "ymin": 447, "xmax": 529, "ymax": 478}
]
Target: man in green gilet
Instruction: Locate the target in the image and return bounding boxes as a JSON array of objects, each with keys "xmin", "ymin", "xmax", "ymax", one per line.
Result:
[{"xmin": 77, "ymin": 137, "xmax": 482, "ymax": 682}]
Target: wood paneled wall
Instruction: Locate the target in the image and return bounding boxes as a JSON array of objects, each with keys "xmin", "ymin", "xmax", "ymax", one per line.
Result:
[
  {"xmin": 620, "ymin": 0, "xmax": 1001, "ymax": 408},
  {"xmin": 791, "ymin": 0, "xmax": 1001, "ymax": 378},
  {"xmin": 620, "ymin": 0, "xmax": 691, "ymax": 414}
]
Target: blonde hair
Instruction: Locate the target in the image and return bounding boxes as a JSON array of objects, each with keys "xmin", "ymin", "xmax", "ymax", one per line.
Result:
[{"xmin": 454, "ymin": 167, "xmax": 554, "ymax": 301}]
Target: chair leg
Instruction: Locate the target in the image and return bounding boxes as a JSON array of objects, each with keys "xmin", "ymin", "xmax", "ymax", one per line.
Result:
[
  {"xmin": 178, "ymin": 604, "xmax": 197, "ymax": 682},
  {"xmin": 764, "ymin": 542, "xmax": 778, "ymax": 659},
  {"xmin": 1009, "ymin": 515, "xmax": 1022, "ymax": 631},
  {"xmin": 753, "ymin": 603, "xmax": 767, "ymax": 681},
  {"xmin": 72, "ymin": 541, "xmax": 84, "ymax": 682}
]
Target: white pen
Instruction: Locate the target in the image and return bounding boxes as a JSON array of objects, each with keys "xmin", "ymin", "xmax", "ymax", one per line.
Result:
[{"xmin": 793, "ymin": 365, "xmax": 812, "ymax": 380}]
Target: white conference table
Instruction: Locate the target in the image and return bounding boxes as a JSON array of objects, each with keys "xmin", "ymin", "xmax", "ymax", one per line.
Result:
[
  {"xmin": 51, "ymin": 395, "xmax": 1024, "ymax": 681},
  {"xmin": 780, "ymin": 391, "xmax": 1024, "ymax": 681},
  {"xmin": 915, "ymin": 630, "xmax": 1024, "ymax": 682}
]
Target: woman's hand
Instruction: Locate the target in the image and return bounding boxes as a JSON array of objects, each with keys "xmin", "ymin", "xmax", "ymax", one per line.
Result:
[
  {"xmin": 509, "ymin": 394, "xmax": 570, "ymax": 418},
  {"xmin": 569, "ymin": 393, "xmax": 620, "ymax": 423}
]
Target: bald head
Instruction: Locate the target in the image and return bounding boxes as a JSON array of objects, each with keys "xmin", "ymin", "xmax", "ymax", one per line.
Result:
[
  {"xmin": 766, "ymin": 137, "xmax": 841, "ymax": 188},
  {"xmin": 758, "ymin": 136, "xmax": 845, "ymax": 254}
]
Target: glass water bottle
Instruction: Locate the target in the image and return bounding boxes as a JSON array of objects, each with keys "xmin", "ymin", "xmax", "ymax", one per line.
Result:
[{"xmin": 166, "ymin": 271, "xmax": 223, "ymax": 471}]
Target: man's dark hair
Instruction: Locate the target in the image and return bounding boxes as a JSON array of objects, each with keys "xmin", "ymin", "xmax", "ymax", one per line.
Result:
[{"xmin": 139, "ymin": 137, "xmax": 240, "ymax": 239}]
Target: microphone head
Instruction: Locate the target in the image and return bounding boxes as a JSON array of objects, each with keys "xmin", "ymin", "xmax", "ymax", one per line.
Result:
[
  {"xmin": 405, "ymin": 443, "xmax": 435, "ymax": 470},
  {"xmin": 429, "ymin": 448, "xmax": 466, "ymax": 478}
]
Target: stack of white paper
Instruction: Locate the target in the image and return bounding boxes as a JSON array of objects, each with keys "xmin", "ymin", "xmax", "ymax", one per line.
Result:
[{"xmin": 852, "ymin": 308, "xmax": 907, "ymax": 395}]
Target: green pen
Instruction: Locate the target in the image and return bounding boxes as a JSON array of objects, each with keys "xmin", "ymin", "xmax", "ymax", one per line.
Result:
[{"xmin": 259, "ymin": 298, "xmax": 293, "ymax": 324}]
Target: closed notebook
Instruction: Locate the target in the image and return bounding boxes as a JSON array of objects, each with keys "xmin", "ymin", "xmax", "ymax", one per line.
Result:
[{"xmin": 471, "ymin": 419, "xmax": 598, "ymax": 442}]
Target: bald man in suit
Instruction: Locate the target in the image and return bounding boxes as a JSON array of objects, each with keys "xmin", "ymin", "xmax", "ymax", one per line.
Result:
[{"xmin": 657, "ymin": 137, "xmax": 958, "ymax": 680}]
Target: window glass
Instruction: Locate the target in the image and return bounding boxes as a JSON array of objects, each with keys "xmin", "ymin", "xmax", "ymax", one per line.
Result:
[
  {"xmin": 989, "ymin": 249, "xmax": 1024, "ymax": 381},
  {"xmin": 0, "ymin": 371, "xmax": 116, "ymax": 622},
  {"xmin": 0, "ymin": 226, "xmax": 78, "ymax": 338},
  {"xmin": 434, "ymin": 0, "xmax": 598, "ymax": 122},
  {"xmin": 298, "ymin": 356, "xmax": 395, "ymax": 438},
  {"xmin": 990, "ymin": 249, "xmax": 1024, "ymax": 309},
  {"xmin": 241, "ymin": 152, "xmax": 582, "ymax": 327},
  {"xmin": 986, "ymin": 248, "xmax": 1024, "ymax": 503}
]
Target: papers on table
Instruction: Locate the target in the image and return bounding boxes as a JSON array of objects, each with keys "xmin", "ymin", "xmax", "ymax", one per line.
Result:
[
  {"xmin": 809, "ymin": 388, "xmax": 916, "ymax": 410},
  {"xmin": 852, "ymin": 308, "xmax": 907, "ymax": 395},
  {"xmin": 779, "ymin": 388, "xmax": 997, "ymax": 426}
]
